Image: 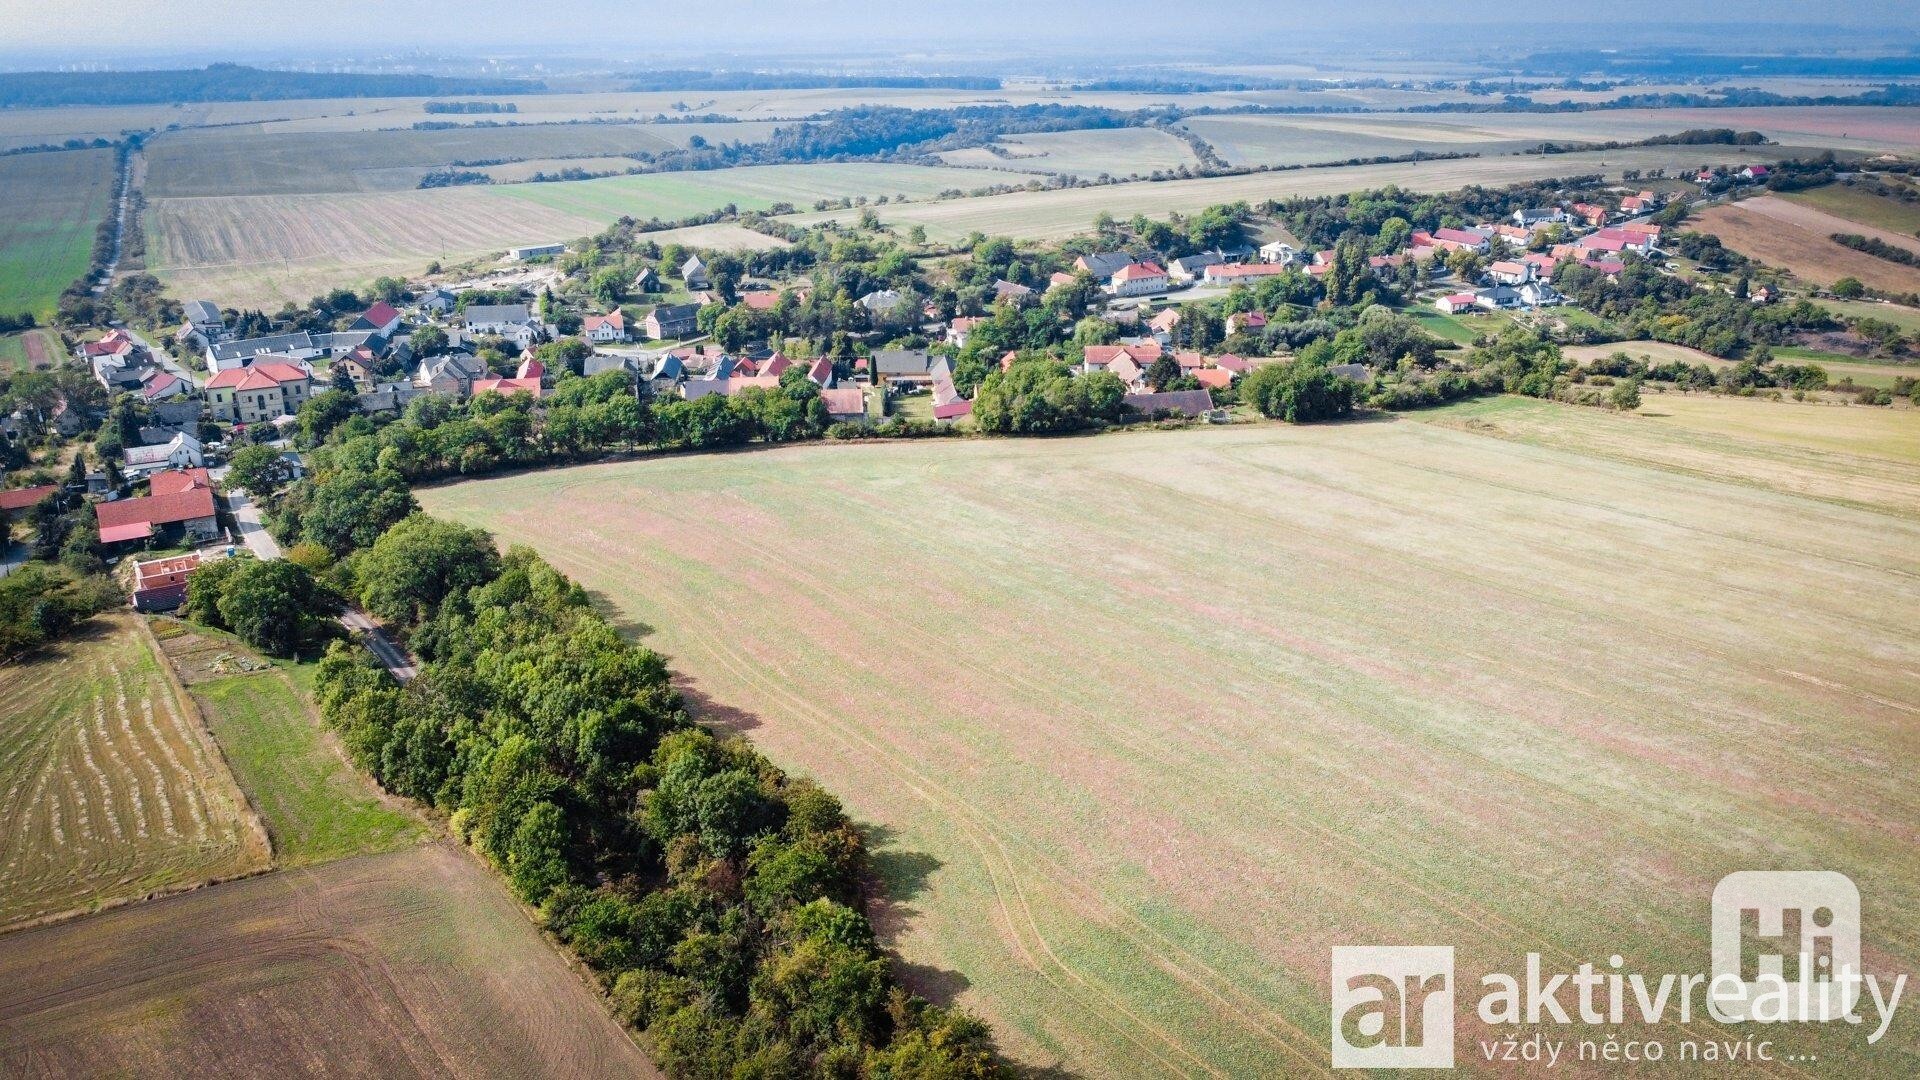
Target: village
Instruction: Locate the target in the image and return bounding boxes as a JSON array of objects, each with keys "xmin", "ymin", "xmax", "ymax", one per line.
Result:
[{"xmin": 0, "ymin": 158, "xmax": 1826, "ymax": 613}]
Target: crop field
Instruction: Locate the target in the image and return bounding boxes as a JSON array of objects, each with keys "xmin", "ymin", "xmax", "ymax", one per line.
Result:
[
  {"xmin": 779, "ymin": 146, "xmax": 1762, "ymax": 244},
  {"xmin": 0, "ymin": 841, "xmax": 658, "ymax": 1078},
  {"xmin": 0, "ymin": 615, "xmax": 269, "ymax": 930},
  {"xmin": 144, "ymin": 122, "xmax": 780, "ymax": 197},
  {"xmin": 1784, "ymin": 182, "xmax": 1920, "ymax": 236},
  {"xmin": 0, "ymin": 148, "xmax": 115, "ymax": 318},
  {"xmin": 1694, "ymin": 196, "xmax": 1920, "ymax": 295},
  {"xmin": 151, "ymin": 620, "xmax": 428, "ymax": 869},
  {"xmin": 940, "ymin": 127, "xmax": 1199, "ymax": 178},
  {"xmin": 423, "ymin": 410, "xmax": 1920, "ymax": 1076},
  {"xmin": 145, "ymin": 162, "xmax": 992, "ymax": 307},
  {"xmin": 0, "ymin": 329, "xmax": 64, "ymax": 374}
]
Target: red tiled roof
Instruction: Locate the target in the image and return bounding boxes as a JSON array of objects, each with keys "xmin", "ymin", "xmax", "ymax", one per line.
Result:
[
  {"xmin": 933, "ymin": 400, "xmax": 973, "ymax": 420},
  {"xmin": 95, "ymin": 475, "xmax": 216, "ymax": 533},
  {"xmin": 1213, "ymin": 354, "xmax": 1251, "ymax": 373},
  {"xmin": 206, "ymin": 361, "xmax": 308, "ymax": 390},
  {"xmin": 821, "ymin": 388, "xmax": 865, "ymax": 415},
  {"xmin": 1192, "ymin": 368, "xmax": 1234, "ymax": 389},
  {"xmin": 584, "ymin": 310, "xmax": 626, "ymax": 332},
  {"xmin": 471, "ymin": 377, "xmax": 544, "ymax": 398},
  {"xmin": 1208, "ymin": 262, "xmax": 1292, "ymax": 280},
  {"xmin": 0, "ymin": 484, "xmax": 56, "ymax": 511},
  {"xmin": 152, "ymin": 468, "xmax": 211, "ymax": 496},
  {"xmin": 1113, "ymin": 262, "xmax": 1166, "ymax": 281},
  {"xmin": 359, "ymin": 301, "xmax": 401, "ymax": 327},
  {"xmin": 1434, "ymin": 227, "xmax": 1485, "ymax": 246}
]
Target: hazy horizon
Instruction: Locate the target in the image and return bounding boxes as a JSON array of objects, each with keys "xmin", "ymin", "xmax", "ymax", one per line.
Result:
[{"xmin": 1, "ymin": 1, "xmax": 1916, "ymax": 72}]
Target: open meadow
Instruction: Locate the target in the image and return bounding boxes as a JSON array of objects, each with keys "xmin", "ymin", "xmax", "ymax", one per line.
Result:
[
  {"xmin": 940, "ymin": 127, "xmax": 1200, "ymax": 178},
  {"xmin": 1784, "ymin": 182, "xmax": 1920, "ymax": 236},
  {"xmin": 0, "ymin": 329, "xmax": 65, "ymax": 374},
  {"xmin": 1564, "ymin": 339, "xmax": 1920, "ymax": 391},
  {"xmin": 0, "ymin": 615, "xmax": 269, "ymax": 930},
  {"xmin": 0, "ymin": 148, "xmax": 116, "ymax": 318},
  {"xmin": 1693, "ymin": 196, "xmax": 1920, "ymax": 295},
  {"xmin": 423, "ymin": 404, "xmax": 1920, "ymax": 1077},
  {"xmin": 0, "ymin": 841, "xmax": 657, "ymax": 1078}
]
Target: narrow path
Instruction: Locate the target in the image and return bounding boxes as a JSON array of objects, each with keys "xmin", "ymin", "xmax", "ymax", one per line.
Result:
[
  {"xmin": 90, "ymin": 145, "xmax": 140, "ymax": 296},
  {"xmin": 337, "ymin": 609, "xmax": 418, "ymax": 683}
]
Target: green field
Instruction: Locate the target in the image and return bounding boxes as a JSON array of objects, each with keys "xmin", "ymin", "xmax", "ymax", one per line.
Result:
[
  {"xmin": 491, "ymin": 161, "xmax": 1003, "ymax": 221},
  {"xmin": 941, "ymin": 127, "xmax": 1199, "ymax": 178},
  {"xmin": 169, "ymin": 636, "xmax": 428, "ymax": 868},
  {"xmin": 0, "ymin": 329, "xmax": 66, "ymax": 373},
  {"xmin": 1785, "ymin": 183, "xmax": 1920, "ymax": 235},
  {"xmin": 424, "ymin": 407, "xmax": 1920, "ymax": 1076},
  {"xmin": 0, "ymin": 148, "xmax": 115, "ymax": 318},
  {"xmin": 1821, "ymin": 298, "xmax": 1920, "ymax": 333}
]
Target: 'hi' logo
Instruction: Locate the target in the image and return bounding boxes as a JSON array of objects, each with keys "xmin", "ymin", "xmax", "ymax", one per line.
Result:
[
  {"xmin": 1711, "ymin": 871, "xmax": 1861, "ymax": 1021},
  {"xmin": 1330, "ymin": 946, "xmax": 1454, "ymax": 1068}
]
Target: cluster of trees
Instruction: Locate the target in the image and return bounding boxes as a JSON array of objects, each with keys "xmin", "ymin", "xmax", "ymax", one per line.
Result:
[
  {"xmin": 183, "ymin": 556, "xmax": 337, "ymax": 657},
  {"xmin": 1554, "ymin": 256, "xmax": 1837, "ymax": 357},
  {"xmin": 1272, "ymin": 175, "xmax": 1609, "ymax": 249},
  {"xmin": 301, "ymin": 515, "xmax": 1004, "ymax": 1077},
  {"xmin": 972, "ymin": 359, "xmax": 1127, "ymax": 434},
  {"xmin": 0, "ymin": 562, "xmax": 120, "ymax": 660},
  {"xmin": 1240, "ymin": 351, "xmax": 1360, "ymax": 422},
  {"xmin": 1831, "ymin": 233, "xmax": 1919, "ymax": 268},
  {"xmin": 0, "ymin": 64, "xmax": 537, "ymax": 108}
]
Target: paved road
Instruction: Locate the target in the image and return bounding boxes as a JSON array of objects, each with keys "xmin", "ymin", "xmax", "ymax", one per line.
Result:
[
  {"xmin": 222, "ymin": 486, "xmax": 282, "ymax": 560},
  {"xmin": 338, "ymin": 608, "xmax": 418, "ymax": 683}
]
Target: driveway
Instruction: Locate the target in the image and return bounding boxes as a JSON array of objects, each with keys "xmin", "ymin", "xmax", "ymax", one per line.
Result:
[
  {"xmin": 338, "ymin": 608, "xmax": 418, "ymax": 683},
  {"xmin": 222, "ymin": 486, "xmax": 282, "ymax": 560}
]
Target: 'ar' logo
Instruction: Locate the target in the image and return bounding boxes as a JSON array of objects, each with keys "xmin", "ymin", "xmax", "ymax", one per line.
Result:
[{"xmin": 1330, "ymin": 946, "xmax": 1454, "ymax": 1068}]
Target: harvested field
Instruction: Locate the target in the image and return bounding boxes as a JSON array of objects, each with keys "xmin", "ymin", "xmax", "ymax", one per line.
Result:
[
  {"xmin": 1692, "ymin": 196, "xmax": 1920, "ymax": 295},
  {"xmin": 0, "ymin": 615, "xmax": 268, "ymax": 930},
  {"xmin": 146, "ymin": 162, "xmax": 988, "ymax": 307},
  {"xmin": 778, "ymin": 146, "xmax": 1773, "ymax": 243},
  {"xmin": 144, "ymin": 122, "xmax": 778, "ymax": 197},
  {"xmin": 150, "ymin": 620, "xmax": 429, "ymax": 869},
  {"xmin": 1784, "ymin": 183, "xmax": 1920, "ymax": 236},
  {"xmin": 0, "ymin": 148, "xmax": 116, "ymax": 318},
  {"xmin": 0, "ymin": 841, "xmax": 657, "ymax": 1078},
  {"xmin": 941, "ymin": 128, "xmax": 1199, "ymax": 178},
  {"xmin": 423, "ymin": 412, "xmax": 1920, "ymax": 1076}
]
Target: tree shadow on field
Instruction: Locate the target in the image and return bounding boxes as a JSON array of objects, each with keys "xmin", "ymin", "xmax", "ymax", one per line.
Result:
[
  {"xmin": 582, "ymin": 587, "xmax": 656, "ymax": 641},
  {"xmin": 675, "ymin": 677, "xmax": 763, "ymax": 734},
  {"xmin": 863, "ymin": 823, "xmax": 978, "ymax": 1009}
]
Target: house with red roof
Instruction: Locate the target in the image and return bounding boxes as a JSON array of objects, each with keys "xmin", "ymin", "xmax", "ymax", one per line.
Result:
[
  {"xmin": 1192, "ymin": 367, "xmax": 1234, "ymax": 390},
  {"xmin": 1434, "ymin": 293, "xmax": 1477, "ymax": 314},
  {"xmin": 947, "ymin": 316, "xmax": 985, "ymax": 347},
  {"xmin": 1213, "ymin": 353, "xmax": 1253, "ymax": 374},
  {"xmin": 1108, "ymin": 261, "xmax": 1168, "ymax": 297},
  {"xmin": 351, "ymin": 301, "xmax": 403, "ymax": 335},
  {"xmin": 1487, "ymin": 260, "xmax": 1533, "ymax": 286},
  {"xmin": 137, "ymin": 369, "xmax": 188, "ymax": 404},
  {"xmin": 204, "ymin": 362, "xmax": 313, "ymax": 424},
  {"xmin": 0, "ymin": 484, "xmax": 57, "ymax": 522},
  {"xmin": 1201, "ymin": 262, "xmax": 1293, "ymax": 284},
  {"xmin": 759, "ymin": 353, "xmax": 794, "ymax": 380},
  {"xmin": 820, "ymin": 387, "xmax": 867, "ymax": 423},
  {"xmin": 583, "ymin": 310, "xmax": 628, "ymax": 343},
  {"xmin": 1225, "ymin": 311, "xmax": 1267, "ymax": 336},
  {"xmin": 805, "ymin": 357, "xmax": 835, "ymax": 387},
  {"xmin": 1080, "ymin": 343, "xmax": 1162, "ymax": 377},
  {"xmin": 1148, "ymin": 308, "xmax": 1182, "ymax": 336},
  {"xmin": 95, "ymin": 468, "xmax": 219, "ymax": 546},
  {"xmin": 1571, "ymin": 202, "xmax": 1608, "ymax": 227},
  {"xmin": 471, "ymin": 357, "xmax": 547, "ymax": 398},
  {"xmin": 1739, "ymin": 165, "xmax": 1770, "ymax": 182}
]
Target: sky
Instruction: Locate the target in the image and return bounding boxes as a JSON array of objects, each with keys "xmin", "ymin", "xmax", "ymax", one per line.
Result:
[{"xmin": 1, "ymin": 1, "xmax": 1914, "ymax": 62}]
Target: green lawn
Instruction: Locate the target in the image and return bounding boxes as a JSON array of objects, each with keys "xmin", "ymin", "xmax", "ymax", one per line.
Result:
[
  {"xmin": 1410, "ymin": 308, "xmax": 1479, "ymax": 345},
  {"xmin": 0, "ymin": 329, "xmax": 64, "ymax": 373},
  {"xmin": 1784, "ymin": 183, "xmax": 1920, "ymax": 235},
  {"xmin": 1820, "ymin": 298, "xmax": 1920, "ymax": 333},
  {"xmin": 193, "ymin": 665, "xmax": 427, "ymax": 868},
  {"xmin": 0, "ymin": 148, "xmax": 115, "ymax": 318}
]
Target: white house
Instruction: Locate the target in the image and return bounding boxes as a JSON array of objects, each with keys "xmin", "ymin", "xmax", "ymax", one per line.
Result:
[
  {"xmin": 583, "ymin": 310, "xmax": 629, "ymax": 343},
  {"xmin": 1108, "ymin": 261, "xmax": 1168, "ymax": 297},
  {"xmin": 1258, "ymin": 240, "xmax": 1296, "ymax": 264},
  {"xmin": 122, "ymin": 432, "xmax": 205, "ymax": 476},
  {"xmin": 464, "ymin": 304, "xmax": 541, "ymax": 349}
]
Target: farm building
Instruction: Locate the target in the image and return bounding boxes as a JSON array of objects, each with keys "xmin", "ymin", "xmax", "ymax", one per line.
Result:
[
  {"xmin": 821, "ymin": 388, "xmax": 867, "ymax": 424},
  {"xmin": 1123, "ymin": 389, "xmax": 1216, "ymax": 418},
  {"xmin": 95, "ymin": 468, "xmax": 219, "ymax": 547},
  {"xmin": 508, "ymin": 243, "xmax": 567, "ymax": 261},
  {"xmin": 645, "ymin": 303, "xmax": 701, "ymax": 341}
]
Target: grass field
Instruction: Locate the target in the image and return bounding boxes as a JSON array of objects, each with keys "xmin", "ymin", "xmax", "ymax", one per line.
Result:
[
  {"xmin": 0, "ymin": 615, "xmax": 269, "ymax": 930},
  {"xmin": 1566, "ymin": 339, "xmax": 1919, "ymax": 390},
  {"xmin": 145, "ymin": 162, "xmax": 994, "ymax": 307},
  {"xmin": 423, "ymin": 409, "xmax": 1920, "ymax": 1076},
  {"xmin": 778, "ymin": 146, "xmax": 1772, "ymax": 243},
  {"xmin": 1822, "ymin": 298, "xmax": 1920, "ymax": 332},
  {"xmin": 0, "ymin": 148, "xmax": 115, "ymax": 318},
  {"xmin": 1784, "ymin": 183, "xmax": 1920, "ymax": 236},
  {"xmin": 0, "ymin": 329, "xmax": 65, "ymax": 374},
  {"xmin": 150, "ymin": 620, "xmax": 428, "ymax": 869},
  {"xmin": 0, "ymin": 841, "xmax": 658, "ymax": 1077},
  {"xmin": 1693, "ymin": 196, "xmax": 1920, "ymax": 295}
]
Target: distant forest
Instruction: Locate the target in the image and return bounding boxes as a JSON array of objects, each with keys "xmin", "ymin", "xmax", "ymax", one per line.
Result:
[
  {"xmin": 622, "ymin": 71, "xmax": 1000, "ymax": 92},
  {"xmin": 0, "ymin": 64, "xmax": 543, "ymax": 108}
]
